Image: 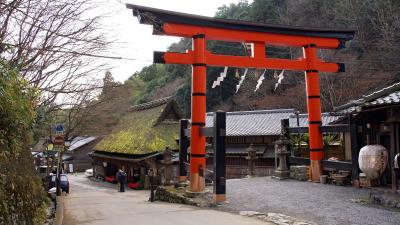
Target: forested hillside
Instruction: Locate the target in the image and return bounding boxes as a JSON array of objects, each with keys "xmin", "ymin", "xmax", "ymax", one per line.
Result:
[{"xmin": 130, "ymin": 0, "xmax": 400, "ymax": 116}]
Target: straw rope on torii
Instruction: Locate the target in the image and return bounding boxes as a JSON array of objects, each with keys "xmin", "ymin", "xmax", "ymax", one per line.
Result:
[{"xmin": 126, "ymin": 4, "xmax": 355, "ymax": 197}]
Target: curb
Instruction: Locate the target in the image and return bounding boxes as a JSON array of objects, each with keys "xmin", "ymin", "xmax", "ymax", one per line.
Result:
[{"xmin": 55, "ymin": 196, "xmax": 64, "ymax": 225}]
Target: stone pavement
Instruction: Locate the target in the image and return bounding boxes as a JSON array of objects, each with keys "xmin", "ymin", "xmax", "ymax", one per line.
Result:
[
  {"xmin": 62, "ymin": 174, "xmax": 273, "ymax": 225},
  {"xmin": 220, "ymin": 177, "xmax": 400, "ymax": 225}
]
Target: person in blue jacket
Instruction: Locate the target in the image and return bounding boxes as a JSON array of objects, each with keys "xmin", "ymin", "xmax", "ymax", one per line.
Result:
[{"xmin": 116, "ymin": 169, "xmax": 127, "ymax": 192}]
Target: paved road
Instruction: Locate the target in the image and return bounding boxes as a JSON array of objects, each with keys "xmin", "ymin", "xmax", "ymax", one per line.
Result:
[
  {"xmin": 63, "ymin": 174, "xmax": 271, "ymax": 225},
  {"xmin": 221, "ymin": 177, "xmax": 400, "ymax": 225}
]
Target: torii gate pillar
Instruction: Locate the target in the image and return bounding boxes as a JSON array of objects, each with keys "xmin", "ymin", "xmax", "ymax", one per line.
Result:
[
  {"xmin": 190, "ymin": 34, "xmax": 207, "ymax": 192},
  {"xmin": 304, "ymin": 45, "xmax": 324, "ymax": 181}
]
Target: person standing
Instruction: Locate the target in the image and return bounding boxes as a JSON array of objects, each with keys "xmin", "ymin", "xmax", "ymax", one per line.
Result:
[
  {"xmin": 117, "ymin": 169, "xmax": 126, "ymax": 192},
  {"xmin": 394, "ymin": 153, "xmax": 400, "ymax": 191},
  {"xmin": 148, "ymin": 168, "xmax": 155, "ymax": 202}
]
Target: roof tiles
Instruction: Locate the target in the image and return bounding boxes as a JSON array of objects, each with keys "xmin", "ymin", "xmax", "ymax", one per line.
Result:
[
  {"xmin": 288, "ymin": 113, "xmax": 340, "ymax": 128},
  {"xmin": 335, "ymin": 82, "xmax": 400, "ymax": 114},
  {"xmin": 206, "ymin": 109, "xmax": 295, "ymax": 136}
]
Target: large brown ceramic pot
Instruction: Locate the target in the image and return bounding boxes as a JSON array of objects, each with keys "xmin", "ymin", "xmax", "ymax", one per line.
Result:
[{"xmin": 358, "ymin": 144, "xmax": 388, "ymax": 180}]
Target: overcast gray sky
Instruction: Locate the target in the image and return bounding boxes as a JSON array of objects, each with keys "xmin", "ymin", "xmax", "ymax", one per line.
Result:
[{"xmin": 95, "ymin": 0, "xmax": 245, "ymax": 82}]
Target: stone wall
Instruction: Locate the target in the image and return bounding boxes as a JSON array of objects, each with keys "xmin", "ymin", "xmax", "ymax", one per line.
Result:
[
  {"xmin": 290, "ymin": 166, "xmax": 309, "ymax": 181},
  {"xmin": 206, "ymin": 165, "xmax": 275, "ymax": 179},
  {"xmin": 154, "ymin": 186, "xmax": 214, "ymax": 207},
  {"xmin": 226, "ymin": 166, "xmax": 275, "ymax": 179},
  {"xmin": 369, "ymin": 190, "xmax": 400, "ymax": 209}
]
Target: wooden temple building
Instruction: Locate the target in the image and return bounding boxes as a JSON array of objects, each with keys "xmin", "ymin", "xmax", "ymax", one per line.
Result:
[
  {"xmin": 91, "ymin": 97, "xmax": 182, "ymax": 186},
  {"xmin": 335, "ymin": 82, "xmax": 400, "ymax": 189},
  {"xmin": 288, "ymin": 113, "xmax": 349, "ymax": 161},
  {"xmin": 204, "ymin": 109, "xmax": 295, "ymax": 178},
  {"xmin": 63, "ymin": 136, "xmax": 98, "ymax": 172},
  {"xmin": 287, "ymin": 82, "xmax": 400, "ymax": 189}
]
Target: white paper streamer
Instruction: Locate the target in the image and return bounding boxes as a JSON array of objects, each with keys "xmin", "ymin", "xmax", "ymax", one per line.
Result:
[
  {"xmin": 212, "ymin": 66, "xmax": 228, "ymax": 88},
  {"xmin": 274, "ymin": 70, "xmax": 285, "ymax": 91},
  {"xmin": 235, "ymin": 68, "xmax": 248, "ymax": 93},
  {"xmin": 254, "ymin": 69, "xmax": 267, "ymax": 92}
]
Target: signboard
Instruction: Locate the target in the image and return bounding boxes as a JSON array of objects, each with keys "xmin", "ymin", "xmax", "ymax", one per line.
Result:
[
  {"xmin": 56, "ymin": 124, "xmax": 64, "ymax": 132},
  {"xmin": 47, "ymin": 143, "xmax": 54, "ymax": 151},
  {"xmin": 55, "ymin": 124, "xmax": 65, "ymax": 135},
  {"xmin": 54, "ymin": 136, "xmax": 64, "ymax": 145},
  {"xmin": 53, "ymin": 145, "xmax": 64, "ymax": 152},
  {"xmin": 44, "ymin": 150, "xmax": 58, "ymax": 156},
  {"xmin": 53, "ymin": 134, "xmax": 64, "ymax": 152}
]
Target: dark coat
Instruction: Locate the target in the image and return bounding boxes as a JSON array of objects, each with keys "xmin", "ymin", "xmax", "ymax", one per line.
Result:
[{"xmin": 117, "ymin": 171, "xmax": 126, "ymax": 183}]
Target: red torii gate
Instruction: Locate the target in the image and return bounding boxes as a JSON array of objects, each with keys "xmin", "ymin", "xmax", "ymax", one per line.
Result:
[{"xmin": 127, "ymin": 4, "xmax": 355, "ymax": 193}]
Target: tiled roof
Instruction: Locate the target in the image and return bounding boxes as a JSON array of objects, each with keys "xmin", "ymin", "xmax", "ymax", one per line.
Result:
[
  {"xmin": 288, "ymin": 113, "xmax": 341, "ymax": 127},
  {"xmin": 206, "ymin": 109, "xmax": 295, "ymax": 136},
  {"xmin": 67, "ymin": 136, "xmax": 97, "ymax": 152},
  {"xmin": 335, "ymin": 82, "xmax": 400, "ymax": 114}
]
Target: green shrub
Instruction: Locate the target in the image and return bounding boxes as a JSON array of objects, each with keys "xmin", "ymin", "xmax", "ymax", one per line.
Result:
[{"xmin": 0, "ymin": 60, "xmax": 48, "ymax": 225}]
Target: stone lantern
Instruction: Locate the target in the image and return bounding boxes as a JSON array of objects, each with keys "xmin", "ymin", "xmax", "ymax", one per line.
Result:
[
  {"xmin": 273, "ymin": 136, "xmax": 290, "ymax": 179},
  {"xmin": 161, "ymin": 147, "xmax": 174, "ymax": 185},
  {"xmin": 245, "ymin": 144, "xmax": 258, "ymax": 177}
]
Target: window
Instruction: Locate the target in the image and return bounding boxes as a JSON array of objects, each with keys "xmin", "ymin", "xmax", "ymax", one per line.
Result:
[
  {"xmin": 226, "ymin": 137, "xmax": 245, "ymax": 144},
  {"xmin": 246, "ymin": 136, "xmax": 263, "ymax": 144}
]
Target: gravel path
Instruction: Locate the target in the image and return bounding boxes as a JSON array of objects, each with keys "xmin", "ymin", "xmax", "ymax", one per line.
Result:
[{"xmin": 220, "ymin": 177, "xmax": 400, "ymax": 225}]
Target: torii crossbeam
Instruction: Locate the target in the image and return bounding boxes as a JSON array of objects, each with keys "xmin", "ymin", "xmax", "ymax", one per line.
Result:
[{"xmin": 127, "ymin": 4, "xmax": 355, "ymax": 195}]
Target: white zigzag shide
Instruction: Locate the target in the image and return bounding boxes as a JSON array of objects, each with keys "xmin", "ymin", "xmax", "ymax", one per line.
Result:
[
  {"xmin": 212, "ymin": 66, "xmax": 228, "ymax": 88},
  {"xmin": 236, "ymin": 68, "xmax": 248, "ymax": 93},
  {"xmin": 254, "ymin": 69, "xmax": 267, "ymax": 92}
]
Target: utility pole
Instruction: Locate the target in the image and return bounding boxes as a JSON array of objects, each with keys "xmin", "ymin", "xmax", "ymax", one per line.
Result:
[
  {"xmin": 54, "ymin": 124, "xmax": 65, "ymax": 196},
  {"xmin": 56, "ymin": 149, "xmax": 62, "ymax": 196}
]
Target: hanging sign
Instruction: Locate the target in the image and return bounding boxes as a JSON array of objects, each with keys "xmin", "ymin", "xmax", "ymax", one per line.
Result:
[{"xmin": 53, "ymin": 135, "xmax": 64, "ymax": 152}]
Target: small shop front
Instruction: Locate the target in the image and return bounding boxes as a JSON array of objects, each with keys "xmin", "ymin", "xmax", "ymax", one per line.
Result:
[{"xmin": 91, "ymin": 151, "xmax": 161, "ymax": 187}]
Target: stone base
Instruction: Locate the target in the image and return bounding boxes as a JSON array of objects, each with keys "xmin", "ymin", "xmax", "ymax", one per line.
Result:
[
  {"xmin": 310, "ymin": 160, "xmax": 322, "ymax": 183},
  {"xmin": 174, "ymin": 181, "xmax": 188, "ymax": 188},
  {"xmin": 155, "ymin": 186, "xmax": 197, "ymax": 206},
  {"xmin": 154, "ymin": 186, "xmax": 215, "ymax": 207},
  {"xmin": 290, "ymin": 166, "xmax": 309, "ymax": 181},
  {"xmin": 184, "ymin": 190, "xmax": 206, "ymax": 198},
  {"xmin": 273, "ymin": 170, "xmax": 290, "ymax": 180},
  {"xmin": 213, "ymin": 194, "xmax": 226, "ymax": 203}
]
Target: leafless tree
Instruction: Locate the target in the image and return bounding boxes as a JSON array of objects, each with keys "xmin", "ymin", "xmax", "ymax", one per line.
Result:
[{"xmin": 0, "ymin": 0, "xmax": 109, "ymax": 109}]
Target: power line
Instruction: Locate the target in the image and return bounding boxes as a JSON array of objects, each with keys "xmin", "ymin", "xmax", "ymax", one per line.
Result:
[{"xmin": 1, "ymin": 42, "xmax": 153, "ymax": 62}]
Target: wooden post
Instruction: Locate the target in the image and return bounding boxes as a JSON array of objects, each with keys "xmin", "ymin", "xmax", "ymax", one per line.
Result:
[
  {"xmin": 349, "ymin": 117, "xmax": 360, "ymax": 183},
  {"xmin": 213, "ymin": 111, "xmax": 226, "ymax": 203},
  {"xmin": 303, "ymin": 44, "xmax": 323, "ymax": 182},
  {"xmin": 391, "ymin": 123, "xmax": 398, "ymax": 192},
  {"xmin": 280, "ymin": 119, "xmax": 290, "ymax": 168},
  {"xmin": 179, "ymin": 119, "xmax": 189, "ymax": 182},
  {"xmin": 190, "ymin": 34, "xmax": 206, "ymax": 192}
]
